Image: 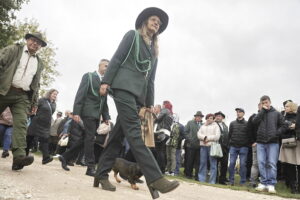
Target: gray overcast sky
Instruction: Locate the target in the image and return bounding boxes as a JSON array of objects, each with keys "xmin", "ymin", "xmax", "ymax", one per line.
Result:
[{"xmin": 16, "ymin": 0, "xmax": 300, "ymax": 124}]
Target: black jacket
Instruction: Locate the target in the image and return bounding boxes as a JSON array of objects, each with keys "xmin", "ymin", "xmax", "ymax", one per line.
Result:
[
  {"xmin": 228, "ymin": 118, "xmax": 250, "ymax": 147},
  {"xmin": 155, "ymin": 108, "xmax": 173, "ymax": 131},
  {"xmin": 68, "ymin": 120, "xmax": 84, "ymax": 147},
  {"xmin": 247, "ymin": 113, "xmax": 259, "ymax": 144},
  {"xmin": 281, "ymin": 112, "xmax": 297, "ymax": 139},
  {"xmin": 27, "ymin": 98, "xmax": 56, "ymax": 138},
  {"xmin": 253, "ymin": 106, "xmax": 286, "ymax": 144}
]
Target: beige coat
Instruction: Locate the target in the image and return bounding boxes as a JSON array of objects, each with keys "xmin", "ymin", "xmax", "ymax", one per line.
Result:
[
  {"xmin": 197, "ymin": 122, "xmax": 220, "ymax": 146},
  {"xmin": 279, "ymin": 140, "xmax": 300, "ymax": 165}
]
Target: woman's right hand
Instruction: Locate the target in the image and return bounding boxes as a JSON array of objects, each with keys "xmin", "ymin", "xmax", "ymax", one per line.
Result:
[{"xmin": 100, "ymin": 84, "xmax": 110, "ymax": 96}]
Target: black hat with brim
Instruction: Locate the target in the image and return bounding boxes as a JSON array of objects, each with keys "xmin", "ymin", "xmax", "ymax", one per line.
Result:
[
  {"xmin": 25, "ymin": 32, "xmax": 47, "ymax": 47},
  {"xmin": 135, "ymin": 7, "xmax": 169, "ymax": 34},
  {"xmin": 214, "ymin": 111, "xmax": 226, "ymax": 118},
  {"xmin": 194, "ymin": 111, "xmax": 204, "ymax": 117}
]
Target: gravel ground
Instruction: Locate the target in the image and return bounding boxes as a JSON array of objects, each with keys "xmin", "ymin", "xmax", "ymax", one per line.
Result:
[{"xmin": 0, "ymin": 155, "xmax": 297, "ymax": 200}]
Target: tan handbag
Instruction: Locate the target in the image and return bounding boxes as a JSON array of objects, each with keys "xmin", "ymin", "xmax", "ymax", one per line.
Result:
[
  {"xmin": 282, "ymin": 137, "xmax": 297, "ymax": 148},
  {"xmin": 139, "ymin": 107, "xmax": 155, "ymax": 147}
]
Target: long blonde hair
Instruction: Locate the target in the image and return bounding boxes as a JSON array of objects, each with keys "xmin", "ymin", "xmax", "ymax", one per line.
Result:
[{"xmin": 138, "ymin": 21, "xmax": 159, "ymax": 57}]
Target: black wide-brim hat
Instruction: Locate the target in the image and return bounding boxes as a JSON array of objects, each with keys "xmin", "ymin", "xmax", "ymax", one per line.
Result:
[
  {"xmin": 25, "ymin": 32, "xmax": 47, "ymax": 47},
  {"xmin": 194, "ymin": 111, "xmax": 204, "ymax": 117},
  {"xmin": 135, "ymin": 7, "xmax": 169, "ymax": 34},
  {"xmin": 214, "ymin": 111, "xmax": 226, "ymax": 118}
]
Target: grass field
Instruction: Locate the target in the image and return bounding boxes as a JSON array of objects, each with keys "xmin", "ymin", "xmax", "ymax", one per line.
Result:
[{"xmin": 168, "ymin": 168, "xmax": 300, "ymax": 199}]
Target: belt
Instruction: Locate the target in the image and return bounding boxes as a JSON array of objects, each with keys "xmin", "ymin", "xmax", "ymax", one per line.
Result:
[{"xmin": 10, "ymin": 86, "xmax": 26, "ymax": 93}]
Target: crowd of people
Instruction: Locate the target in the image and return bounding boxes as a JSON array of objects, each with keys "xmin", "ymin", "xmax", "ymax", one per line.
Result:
[
  {"xmin": 152, "ymin": 97, "xmax": 300, "ymax": 195},
  {"xmin": 1, "ymin": 6, "xmax": 300, "ymax": 199}
]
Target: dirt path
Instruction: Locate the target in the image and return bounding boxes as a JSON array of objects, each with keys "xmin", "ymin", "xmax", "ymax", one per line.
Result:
[{"xmin": 0, "ymin": 155, "xmax": 296, "ymax": 200}]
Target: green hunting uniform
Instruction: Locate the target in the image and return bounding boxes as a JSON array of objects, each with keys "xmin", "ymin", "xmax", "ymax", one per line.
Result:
[
  {"xmin": 0, "ymin": 43, "xmax": 44, "ymax": 158},
  {"xmin": 95, "ymin": 30, "xmax": 162, "ymax": 184}
]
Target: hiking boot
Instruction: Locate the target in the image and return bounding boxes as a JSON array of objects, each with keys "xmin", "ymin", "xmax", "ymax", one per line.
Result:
[
  {"xmin": 2, "ymin": 150, "xmax": 9, "ymax": 158},
  {"xmin": 147, "ymin": 177, "xmax": 179, "ymax": 199},
  {"xmin": 12, "ymin": 155, "xmax": 34, "ymax": 171},
  {"xmin": 94, "ymin": 178, "xmax": 116, "ymax": 191}
]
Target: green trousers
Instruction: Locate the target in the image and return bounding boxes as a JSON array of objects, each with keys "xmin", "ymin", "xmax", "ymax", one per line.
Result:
[
  {"xmin": 0, "ymin": 89, "xmax": 30, "ymax": 157},
  {"xmin": 95, "ymin": 89, "xmax": 163, "ymax": 184}
]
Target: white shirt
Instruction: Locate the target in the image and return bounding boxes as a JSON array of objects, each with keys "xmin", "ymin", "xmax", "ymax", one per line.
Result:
[
  {"xmin": 96, "ymin": 70, "xmax": 103, "ymax": 81},
  {"xmin": 12, "ymin": 45, "xmax": 38, "ymax": 91}
]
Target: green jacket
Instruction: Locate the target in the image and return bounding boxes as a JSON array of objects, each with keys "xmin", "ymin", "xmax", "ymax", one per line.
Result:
[
  {"xmin": 73, "ymin": 71, "xmax": 110, "ymax": 120},
  {"xmin": 185, "ymin": 120, "xmax": 202, "ymax": 149},
  {"xmin": 102, "ymin": 30, "xmax": 158, "ymax": 107},
  {"xmin": 0, "ymin": 43, "xmax": 44, "ymax": 106}
]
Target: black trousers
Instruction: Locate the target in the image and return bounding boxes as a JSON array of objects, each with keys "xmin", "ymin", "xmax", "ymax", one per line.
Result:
[
  {"xmin": 246, "ymin": 146, "xmax": 252, "ymax": 179},
  {"xmin": 49, "ymin": 136, "xmax": 59, "ymax": 155},
  {"xmin": 184, "ymin": 147, "xmax": 200, "ymax": 179},
  {"xmin": 26, "ymin": 135, "xmax": 50, "ymax": 160},
  {"xmin": 95, "ymin": 90, "xmax": 162, "ymax": 183},
  {"xmin": 94, "ymin": 144, "xmax": 103, "ymax": 164},
  {"xmin": 218, "ymin": 146, "xmax": 229, "ymax": 183},
  {"xmin": 63, "ymin": 117, "xmax": 98, "ymax": 167},
  {"xmin": 125, "ymin": 147, "xmax": 157, "ymax": 163},
  {"xmin": 155, "ymin": 142, "xmax": 167, "ymax": 173},
  {"xmin": 285, "ymin": 163, "xmax": 300, "ymax": 187}
]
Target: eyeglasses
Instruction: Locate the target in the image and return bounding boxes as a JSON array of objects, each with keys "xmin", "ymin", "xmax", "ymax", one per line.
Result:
[
  {"xmin": 29, "ymin": 37, "xmax": 42, "ymax": 46},
  {"xmin": 149, "ymin": 17, "xmax": 162, "ymax": 26}
]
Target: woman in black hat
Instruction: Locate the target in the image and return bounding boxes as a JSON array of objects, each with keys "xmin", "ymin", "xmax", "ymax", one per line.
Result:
[{"xmin": 94, "ymin": 7, "xmax": 179, "ymax": 198}]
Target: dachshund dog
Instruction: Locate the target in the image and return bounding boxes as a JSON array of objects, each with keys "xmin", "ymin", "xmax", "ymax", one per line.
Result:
[{"xmin": 112, "ymin": 158, "xmax": 143, "ymax": 190}]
